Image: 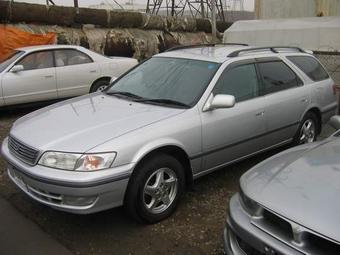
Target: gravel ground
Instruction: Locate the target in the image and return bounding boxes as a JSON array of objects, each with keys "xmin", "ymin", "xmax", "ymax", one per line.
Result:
[{"xmin": 0, "ymin": 105, "xmax": 334, "ymax": 255}]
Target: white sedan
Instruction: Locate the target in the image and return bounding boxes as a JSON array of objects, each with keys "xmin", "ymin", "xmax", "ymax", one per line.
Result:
[{"xmin": 0, "ymin": 45, "xmax": 138, "ymax": 107}]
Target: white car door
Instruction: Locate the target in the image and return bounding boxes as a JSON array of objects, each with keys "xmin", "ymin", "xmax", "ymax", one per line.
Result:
[
  {"xmin": 2, "ymin": 51, "xmax": 57, "ymax": 106},
  {"xmin": 54, "ymin": 49, "xmax": 100, "ymax": 98}
]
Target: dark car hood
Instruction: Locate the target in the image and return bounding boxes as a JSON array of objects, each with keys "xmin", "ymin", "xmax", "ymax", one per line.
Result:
[
  {"xmin": 241, "ymin": 138, "xmax": 340, "ymax": 242},
  {"xmin": 10, "ymin": 93, "xmax": 184, "ymax": 152}
]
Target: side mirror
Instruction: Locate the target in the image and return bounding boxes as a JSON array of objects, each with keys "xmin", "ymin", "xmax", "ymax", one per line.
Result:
[
  {"xmin": 330, "ymin": 115, "xmax": 340, "ymax": 130},
  {"xmin": 204, "ymin": 94, "xmax": 235, "ymax": 111},
  {"xmin": 11, "ymin": 65, "xmax": 24, "ymax": 73}
]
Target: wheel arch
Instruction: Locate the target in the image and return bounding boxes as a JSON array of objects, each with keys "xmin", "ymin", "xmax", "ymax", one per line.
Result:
[
  {"xmin": 130, "ymin": 144, "xmax": 194, "ymax": 186},
  {"xmin": 304, "ymin": 107, "xmax": 322, "ymax": 134},
  {"xmin": 90, "ymin": 76, "xmax": 111, "ymax": 92}
]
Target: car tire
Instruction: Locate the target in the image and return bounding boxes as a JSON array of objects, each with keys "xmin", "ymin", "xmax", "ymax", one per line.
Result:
[
  {"xmin": 124, "ymin": 153, "xmax": 185, "ymax": 224},
  {"xmin": 293, "ymin": 111, "xmax": 319, "ymax": 145},
  {"xmin": 90, "ymin": 79, "xmax": 110, "ymax": 93}
]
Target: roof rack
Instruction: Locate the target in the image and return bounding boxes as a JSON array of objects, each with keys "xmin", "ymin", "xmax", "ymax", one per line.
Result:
[
  {"xmin": 165, "ymin": 43, "xmax": 249, "ymax": 52},
  {"xmin": 227, "ymin": 46, "xmax": 306, "ymax": 57}
]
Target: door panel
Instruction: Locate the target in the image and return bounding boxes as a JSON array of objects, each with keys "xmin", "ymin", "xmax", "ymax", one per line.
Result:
[
  {"xmin": 2, "ymin": 50, "xmax": 57, "ymax": 106},
  {"xmin": 264, "ymin": 86, "xmax": 309, "ymax": 146},
  {"xmin": 2, "ymin": 68, "xmax": 57, "ymax": 106},
  {"xmin": 54, "ymin": 50, "xmax": 99, "ymax": 98},
  {"xmin": 201, "ymin": 62, "xmax": 267, "ymax": 171},
  {"xmin": 201, "ymin": 98, "xmax": 266, "ymax": 170},
  {"xmin": 257, "ymin": 60, "xmax": 309, "ymax": 146}
]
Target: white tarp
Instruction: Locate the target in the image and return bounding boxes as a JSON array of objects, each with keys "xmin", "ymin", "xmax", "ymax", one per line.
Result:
[{"xmin": 223, "ymin": 17, "xmax": 340, "ymax": 52}]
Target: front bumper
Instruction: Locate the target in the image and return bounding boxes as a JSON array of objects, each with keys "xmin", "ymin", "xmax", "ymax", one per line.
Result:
[
  {"xmin": 1, "ymin": 137, "xmax": 133, "ymax": 214},
  {"xmin": 224, "ymin": 194, "xmax": 302, "ymax": 255}
]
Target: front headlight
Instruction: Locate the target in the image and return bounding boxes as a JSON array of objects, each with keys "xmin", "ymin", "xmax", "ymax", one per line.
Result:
[
  {"xmin": 239, "ymin": 189, "xmax": 262, "ymax": 216},
  {"xmin": 38, "ymin": 151, "xmax": 116, "ymax": 171}
]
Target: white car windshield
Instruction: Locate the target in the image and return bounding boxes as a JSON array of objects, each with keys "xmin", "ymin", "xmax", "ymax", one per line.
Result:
[
  {"xmin": 106, "ymin": 57, "xmax": 220, "ymax": 107},
  {"xmin": 0, "ymin": 51, "xmax": 24, "ymax": 73}
]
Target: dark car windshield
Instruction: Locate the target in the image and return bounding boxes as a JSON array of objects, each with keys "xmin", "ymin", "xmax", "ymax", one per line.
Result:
[
  {"xmin": 106, "ymin": 57, "xmax": 220, "ymax": 107},
  {"xmin": 0, "ymin": 51, "xmax": 24, "ymax": 73}
]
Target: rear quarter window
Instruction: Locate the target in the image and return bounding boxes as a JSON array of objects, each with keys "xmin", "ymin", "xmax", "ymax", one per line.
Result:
[{"xmin": 287, "ymin": 56, "xmax": 329, "ymax": 82}]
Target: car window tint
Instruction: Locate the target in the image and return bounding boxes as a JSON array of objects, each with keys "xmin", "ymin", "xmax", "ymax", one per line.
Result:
[
  {"xmin": 213, "ymin": 64, "xmax": 259, "ymax": 102},
  {"xmin": 258, "ymin": 61, "xmax": 300, "ymax": 94},
  {"xmin": 287, "ymin": 56, "xmax": 329, "ymax": 81},
  {"xmin": 55, "ymin": 50, "xmax": 92, "ymax": 67},
  {"xmin": 17, "ymin": 51, "xmax": 54, "ymax": 71}
]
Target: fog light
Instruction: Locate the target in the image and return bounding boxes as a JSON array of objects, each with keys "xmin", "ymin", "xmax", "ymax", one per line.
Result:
[{"xmin": 63, "ymin": 195, "xmax": 97, "ymax": 206}]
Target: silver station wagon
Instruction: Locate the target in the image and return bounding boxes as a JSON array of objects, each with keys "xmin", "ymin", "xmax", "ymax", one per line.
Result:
[{"xmin": 1, "ymin": 44, "xmax": 337, "ymax": 223}]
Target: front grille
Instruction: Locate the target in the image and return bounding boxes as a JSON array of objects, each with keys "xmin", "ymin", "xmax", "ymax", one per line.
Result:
[
  {"xmin": 8, "ymin": 136, "xmax": 39, "ymax": 165},
  {"xmin": 262, "ymin": 209, "xmax": 294, "ymax": 240},
  {"xmin": 252, "ymin": 208, "xmax": 340, "ymax": 254}
]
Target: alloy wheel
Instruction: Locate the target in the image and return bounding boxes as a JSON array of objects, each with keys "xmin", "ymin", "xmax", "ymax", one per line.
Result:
[
  {"xmin": 96, "ymin": 84, "xmax": 108, "ymax": 92},
  {"xmin": 143, "ymin": 168, "xmax": 178, "ymax": 214},
  {"xmin": 299, "ymin": 119, "xmax": 316, "ymax": 144}
]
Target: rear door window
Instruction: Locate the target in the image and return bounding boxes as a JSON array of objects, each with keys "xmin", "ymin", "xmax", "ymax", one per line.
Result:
[
  {"xmin": 258, "ymin": 61, "xmax": 302, "ymax": 95},
  {"xmin": 54, "ymin": 50, "xmax": 93, "ymax": 67},
  {"xmin": 287, "ymin": 56, "xmax": 329, "ymax": 81}
]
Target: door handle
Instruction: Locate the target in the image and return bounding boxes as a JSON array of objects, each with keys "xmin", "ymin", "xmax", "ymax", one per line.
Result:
[
  {"xmin": 90, "ymin": 70, "xmax": 97, "ymax": 73},
  {"xmin": 255, "ymin": 111, "xmax": 265, "ymax": 117},
  {"xmin": 300, "ymin": 98, "xmax": 308, "ymax": 103},
  {"xmin": 44, "ymin": 75, "xmax": 54, "ymax": 78}
]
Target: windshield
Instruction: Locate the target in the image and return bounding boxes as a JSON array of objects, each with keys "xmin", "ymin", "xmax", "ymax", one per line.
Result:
[
  {"xmin": 0, "ymin": 51, "xmax": 24, "ymax": 73},
  {"xmin": 106, "ymin": 57, "xmax": 220, "ymax": 107}
]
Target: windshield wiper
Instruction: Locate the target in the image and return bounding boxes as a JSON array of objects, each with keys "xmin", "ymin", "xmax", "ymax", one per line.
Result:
[
  {"xmin": 106, "ymin": 91, "xmax": 143, "ymax": 100},
  {"xmin": 106, "ymin": 91, "xmax": 189, "ymax": 108},
  {"xmin": 135, "ymin": 98, "xmax": 190, "ymax": 108}
]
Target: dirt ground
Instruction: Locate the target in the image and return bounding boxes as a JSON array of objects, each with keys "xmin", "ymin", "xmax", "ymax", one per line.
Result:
[{"xmin": 0, "ymin": 105, "xmax": 333, "ymax": 255}]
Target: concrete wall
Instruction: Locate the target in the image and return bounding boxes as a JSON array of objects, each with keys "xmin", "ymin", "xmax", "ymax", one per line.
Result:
[
  {"xmin": 255, "ymin": 0, "xmax": 340, "ymax": 19},
  {"xmin": 0, "ymin": 1, "xmax": 232, "ymax": 60}
]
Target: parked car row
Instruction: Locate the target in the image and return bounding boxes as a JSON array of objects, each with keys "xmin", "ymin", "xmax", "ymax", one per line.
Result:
[
  {"xmin": 0, "ymin": 45, "xmax": 137, "ymax": 107},
  {"xmin": 0, "ymin": 44, "xmax": 338, "ymax": 254}
]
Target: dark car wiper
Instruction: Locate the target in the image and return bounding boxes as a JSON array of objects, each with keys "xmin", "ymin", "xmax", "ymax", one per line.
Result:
[
  {"xmin": 106, "ymin": 91, "xmax": 144, "ymax": 100},
  {"xmin": 135, "ymin": 98, "xmax": 190, "ymax": 108}
]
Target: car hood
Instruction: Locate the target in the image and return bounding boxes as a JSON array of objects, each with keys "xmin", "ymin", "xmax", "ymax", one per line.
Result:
[
  {"xmin": 10, "ymin": 93, "xmax": 184, "ymax": 152},
  {"xmin": 241, "ymin": 138, "xmax": 340, "ymax": 242}
]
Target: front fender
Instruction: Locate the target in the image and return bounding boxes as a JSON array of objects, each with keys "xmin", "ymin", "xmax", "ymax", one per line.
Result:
[{"xmin": 131, "ymin": 137, "xmax": 188, "ymax": 164}]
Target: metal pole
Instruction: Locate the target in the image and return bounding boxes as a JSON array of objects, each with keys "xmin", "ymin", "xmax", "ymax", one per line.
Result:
[
  {"xmin": 200, "ymin": 0, "xmax": 205, "ymax": 18},
  {"xmin": 74, "ymin": 0, "xmax": 79, "ymax": 8},
  {"xmin": 146, "ymin": 0, "xmax": 150, "ymax": 13},
  {"xmin": 171, "ymin": 0, "xmax": 175, "ymax": 16},
  {"xmin": 211, "ymin": 0, "xmax": 217, "ymax": 39}
]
